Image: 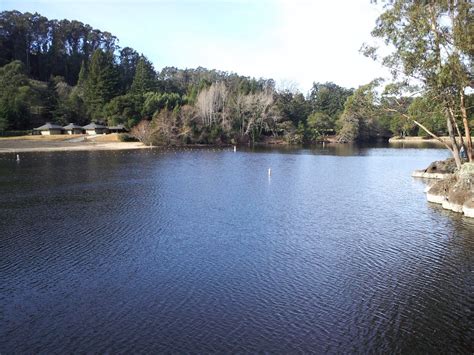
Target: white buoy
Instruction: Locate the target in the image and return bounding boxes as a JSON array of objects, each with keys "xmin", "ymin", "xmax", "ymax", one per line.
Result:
[
  {"xmin": 16, "ymin": 154, "xmax": 20, "ymax": 162},
  {"xmin": 268, "ymin": 168, "xmax": 272, "ymax": 176},
  {"xmin": 233, "ymin": 145, "xmax": 237, "ymax": 152}
]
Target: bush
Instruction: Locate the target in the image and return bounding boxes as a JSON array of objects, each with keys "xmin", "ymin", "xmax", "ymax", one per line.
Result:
[
  {"xmin": 0, "ymin": 130, "xmax": 32, "ymax": 137},
  {"xmin": 118, "ymin": 133, "xmax": 138, "ymax": 142}
]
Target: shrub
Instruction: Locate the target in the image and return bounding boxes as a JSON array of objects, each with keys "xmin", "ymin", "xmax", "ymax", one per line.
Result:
[{"xmin": 118, "ymin": 133, "xmax": 138, "ymax": 142}]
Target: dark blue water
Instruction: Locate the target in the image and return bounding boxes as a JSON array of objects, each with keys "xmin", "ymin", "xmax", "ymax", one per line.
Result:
[{"xmin": 0, "ymin": 145, "xmax": 472, "ymax": 353}]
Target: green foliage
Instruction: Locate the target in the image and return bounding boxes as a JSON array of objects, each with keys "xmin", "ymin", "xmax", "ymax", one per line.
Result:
[
  {"xmin": 118, "ymin": 47, "xmax": 140, "ymax": 92},
  {"xmin": 142, "ymin": 92, "xmax": 183, "ymax": 118},
  {"xmin": 275, "ymin": 91, "xmax": 311, "ymax": 126},
  {"xmin": 0, "ymin": 130, "xmax": 32, "ymax": 137},
  {"xmin": 364, "ymin": 0, "xmax": 473, "ymax": 162},
  {"xmin": 130, "ymin": 56, "xmax": 156, "ymax": 94},
  {"xmin": 118, "ymin": 133, "xmax": 138, "ymax": 142},
  {"xmin": 337, "ymin": 81, "xmax": 384, "ymax": 142},
  {"xmin": 0, "ymin": 61, "xmax": 32, "ymax": 130},
  {"xmin": 84, "ymin": 49, "xmax": 120, "ymax": 121},
  {"xmin": 307, "ymin": 112, "xmax": 333, "ymax": 141},
  {"xmin": 309, "ymin": 82, "xmax": 353, "ymax": 119},
  {"xmin": 0, "ymin": 11, "xmax": 118, "ymax": 84},
  {"xmin": 408, "ymin": 96, "xmax": 446, "ymax": 137},
  {"xmin": 0, "ymin": 10, "xmax": 366, "ymax": 146},
  {"xmin": 104, "ymin": 93, "xmax": 143, "ymax": 127}
]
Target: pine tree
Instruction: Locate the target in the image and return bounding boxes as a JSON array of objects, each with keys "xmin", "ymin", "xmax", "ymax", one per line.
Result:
[
  {"xmin": 84, "ymin": 50, "xmax": 119, "ymax": 121},
  {"xmin": 130, "ymin": 55, "xmax": 156, "ymax": 95},
  {"xmin": 77, "ymin": 60, "xmax": 87, "ymax": 88}
]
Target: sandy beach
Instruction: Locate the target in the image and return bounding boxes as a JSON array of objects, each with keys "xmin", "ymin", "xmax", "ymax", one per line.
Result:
[{"xmin": 0, "ymin": 134, "xmax": 147, "ymax": 153}]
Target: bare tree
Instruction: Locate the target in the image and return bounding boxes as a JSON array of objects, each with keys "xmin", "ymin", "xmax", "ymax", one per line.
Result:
[
  {"xmin": 130, "ymin": 120, "xmax": 156, "ymax": 145},
  {"xmin": 242, "ymin": 90, "xmax": 277, "ymax": 142},
  {"xmin": 196, "ymin": 82, "xmax": 228, "ymax": 127}
]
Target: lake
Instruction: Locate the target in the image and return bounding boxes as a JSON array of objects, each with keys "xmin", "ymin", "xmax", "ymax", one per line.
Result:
[{"xmin": 0, "ymin": 144, "xmax": 472, "ymax": 353}]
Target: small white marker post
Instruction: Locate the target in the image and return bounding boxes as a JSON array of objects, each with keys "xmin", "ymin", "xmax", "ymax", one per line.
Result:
[
  {"xmin": 268, "ymin": 168, "xmax": 271, "ymax": 176},
  {"xmin": 16, "ymin": 154, "xmax": 20, "ymax": 162},
  {"xmin": 233, "ymin": 145, "xmax": 237, "ymax": 152}
]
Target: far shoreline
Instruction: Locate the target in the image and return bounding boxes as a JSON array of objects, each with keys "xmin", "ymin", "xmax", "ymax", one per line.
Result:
[
  {"xmin": 388, "ymin": 136, "xmax": 474, "ymax": 145},
  {"xmin": 2, "ymin": 134, "xmax": 469, "ymax": 154}
]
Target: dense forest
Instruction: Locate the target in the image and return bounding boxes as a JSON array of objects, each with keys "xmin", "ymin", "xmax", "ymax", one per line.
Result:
[{"xmin": 0, "ymin": 9, "xmax": 471, "ymax": 146}]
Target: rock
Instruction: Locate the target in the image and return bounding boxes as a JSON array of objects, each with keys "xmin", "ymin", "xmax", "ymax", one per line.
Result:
[
  {"xmin": 424, "ymin": 158, "xmax": 458, "ymax": 174},
  {"xmin": 412, "ymin": 158, "xmax": 457, "ymax": 179},
  {"xmin": 462, "ymin": 198, "xmax": 474, "ymax": 218},
  {"xmin": 426, "ymin": 175, "xmax": 455, "ymax": 204},
  {"xmin": 425, "ymin": 163, "xmax": 474, "ymax": 217},
  {"xmin": 412, "ymin": 170, "xmax": 453, "ymax": 179}
]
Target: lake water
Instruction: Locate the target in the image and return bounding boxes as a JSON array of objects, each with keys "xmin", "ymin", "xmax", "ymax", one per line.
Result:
[{"xmin": 0, "ymin": 145, "xmax": 472, "ymax": 353}]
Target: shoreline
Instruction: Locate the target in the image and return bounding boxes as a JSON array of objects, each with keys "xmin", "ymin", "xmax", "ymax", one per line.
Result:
[
  {"xmin": 0, "ymin": 142, "xmax": 148, "ymax": 154},
  {"xmin": 0, "ymin": 134, "xmax": 149, "ymax": 154},
  {"xmin": 389, "ymin": 136, "xmax": 474, "ymax": 145},
  {"xmin": 2, "ymin": 134, "xmax": 471, "ymax": 154}
]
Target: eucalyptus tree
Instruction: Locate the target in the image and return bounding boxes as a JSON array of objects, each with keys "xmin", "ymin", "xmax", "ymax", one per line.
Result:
[{"xmin": 363, "ymin": 0, "xmax": 473, "ymax": 166}]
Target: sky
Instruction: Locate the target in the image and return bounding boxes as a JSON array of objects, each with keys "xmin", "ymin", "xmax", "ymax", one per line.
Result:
[{"xmin": 1, "ymin": 0, "xmax": 390, "ymax": 93}]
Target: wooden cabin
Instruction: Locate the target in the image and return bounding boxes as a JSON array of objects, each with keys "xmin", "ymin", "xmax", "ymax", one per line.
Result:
[
  {"xmin": 83, "ymin": 123, "xmax": 109, "ymax": 135},
  {"xmin": 108, "ymin": 124, "xmax": 128, "ymax": 133},
  {"xmin": 34, "ymin": 123, "xmax": 65, "ymax": 135},
  {"xmin": 63, "ymin": 123, "xmax": 85, "ymax": 135}
]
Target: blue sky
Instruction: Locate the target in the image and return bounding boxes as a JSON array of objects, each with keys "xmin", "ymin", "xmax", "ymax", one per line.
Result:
[{"xmin": 2, "ymin": 0, "xmax": 389, "ymax": 92}]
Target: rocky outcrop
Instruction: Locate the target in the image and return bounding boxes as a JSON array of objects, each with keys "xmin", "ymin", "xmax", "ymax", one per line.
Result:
[
  {"xmin": 412, "ymin": 158, "xmax": 457, "ymax": 179},
  {"xmin": 424, "ymin": 163, "xmax": 474, "ymax": 217}
]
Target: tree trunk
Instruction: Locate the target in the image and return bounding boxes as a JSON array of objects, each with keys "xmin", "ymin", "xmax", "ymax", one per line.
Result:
[
  {"xmin": 460, "ymin": 91, "xmax": 473, "ymax": 162},
  {"xmin": 449, "ymin": 106, "xmax": 466, "ymax": 158},
  {"xmin": 446, "ymin": 111, "xmax": 462, "ymax": 168}
]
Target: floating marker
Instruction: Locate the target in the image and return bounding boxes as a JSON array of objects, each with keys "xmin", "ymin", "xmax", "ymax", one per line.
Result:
[
  {"xmin": 16, "ymin": 154, "xmax": 20, "ymax": 162},
  {"xmin": 268, "ymin": 168, "xmax": 271, "ymax": 176},
  {"xmin": 233, "ymin": 146, "xmax": 237, "ymax": 152}
]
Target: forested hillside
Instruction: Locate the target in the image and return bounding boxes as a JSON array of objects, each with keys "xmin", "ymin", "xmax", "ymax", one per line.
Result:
[{"xmin": 0, "ymin": 10, "xmax": 465, "ymax": 144}]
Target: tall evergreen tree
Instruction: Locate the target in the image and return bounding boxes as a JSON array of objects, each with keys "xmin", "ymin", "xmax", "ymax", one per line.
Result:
[
  {"xmin": 118, "ymin": 47, "xmax": 140, "ymax": 93},
  {"xmin": 84, "ymin": 49, "xmax": 119, "ymax": 121},
  {"xmin": 130, "ymin": 55, "xmax": 156, "ymax": 95},
  {"xmin": 77, "ymin": 60, "xmax": 87, "ymax": 88}
]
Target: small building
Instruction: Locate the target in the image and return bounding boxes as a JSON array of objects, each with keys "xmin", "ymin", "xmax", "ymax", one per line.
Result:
[
  {"xmin": 34, "ymin": 123, "xmax": 65, "ymax": 135},
  {"xmin": 108, "ymin": 124, "xmax": 128, "ymax": 133},
  {"xmin": 63, "ymin": 123, "xmax": 85, "ymax": 135},
  {"xmin": 83, "ymin": 123, "xmax": 109, "ymax": 135}
]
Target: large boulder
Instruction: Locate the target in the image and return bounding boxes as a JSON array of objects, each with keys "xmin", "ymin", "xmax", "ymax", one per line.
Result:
[
  {"xmin": 424, "ymin": 158, "xmax": 458, "ymax": 174},
  {"xmin": 412, "ymin": 158, "xmax": 457, "ymax": 179},
  {"xmin": 426, "ymin": 163, "xmax": 474, "ymax": 217}
]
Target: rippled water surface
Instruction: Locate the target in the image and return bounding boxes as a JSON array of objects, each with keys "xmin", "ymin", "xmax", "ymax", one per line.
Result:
[{"xmin": 0, "ymin": 145, "xmax": 472, "ymax": 353}]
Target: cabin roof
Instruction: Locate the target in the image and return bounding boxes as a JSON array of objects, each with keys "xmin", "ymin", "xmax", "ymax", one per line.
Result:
[
  {"xmin": 83, "ymin": 123, "xmax": 107, "ymax": 129},
  {"xmin": 108, "ymin": 124, "xmax": 127, "ymax": 130},
  {"xmin": 34, "ymin": 123, "xmax": 64, "ymax": 131},
  {"xmin": 63, "ymin": 123, "xmax": 84, "ymax": 129}
]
